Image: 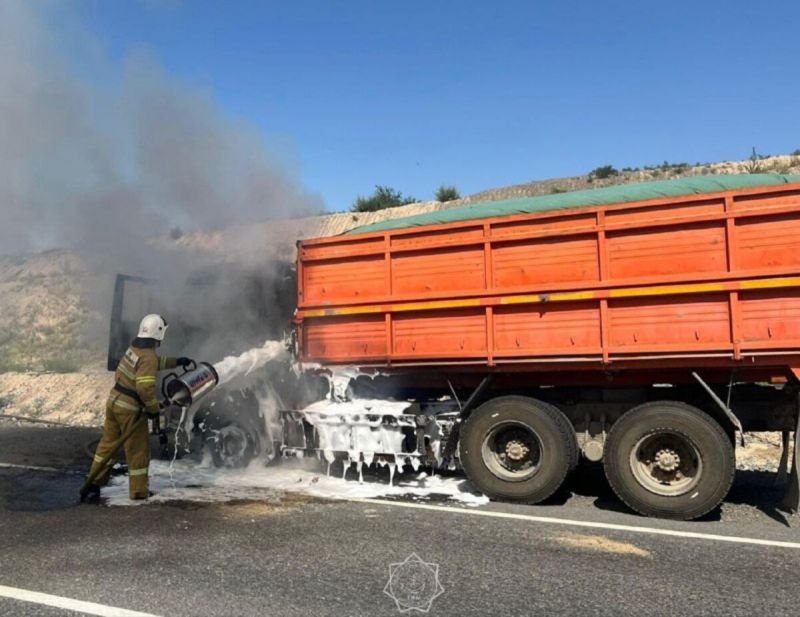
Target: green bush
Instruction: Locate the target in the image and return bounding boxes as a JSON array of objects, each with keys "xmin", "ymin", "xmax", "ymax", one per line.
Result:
[
  {"xmin": 41, "ymin": 357, "xmax": 81, "ymax": 373},
  {"xmin": 434, "ymin": 185, "xmax": 460, "ymax": 202},
  {"xmin": 588, "ymin": 165, "xmax": 619, "ymax": 180},
  {"xmin": 0, "ymin": 359, "xmax": 29, "ymax": 373},
  {"xmin": 351, "ymin": 186, "xmax": 416, "ymax": 212},
  {"xmin": 745, "ymin": 147, "xmax": 765, "ymax": 174}
]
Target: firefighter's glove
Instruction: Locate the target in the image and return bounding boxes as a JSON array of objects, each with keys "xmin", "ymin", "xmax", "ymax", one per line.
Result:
[{"xmin": 176, "ymin": 357, "xmax": 194, "ymax": 368}]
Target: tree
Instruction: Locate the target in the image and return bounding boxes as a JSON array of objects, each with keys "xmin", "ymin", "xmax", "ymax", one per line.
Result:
[
  {"xmin": 435, "ymin": 185, "xmax": 460, "ymax": 202},
  {"xmin": 588, "ymin": 165, "xmax": 619, "ymax": 180},
  {"xmin": 351, "ymin": 186, "xmax": 416, "ymax": 212}
]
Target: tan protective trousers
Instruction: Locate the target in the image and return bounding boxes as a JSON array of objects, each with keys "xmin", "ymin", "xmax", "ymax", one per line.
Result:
[{"xmin": 89, "ymin": 396, "xmax": 151, "ymax": 499}]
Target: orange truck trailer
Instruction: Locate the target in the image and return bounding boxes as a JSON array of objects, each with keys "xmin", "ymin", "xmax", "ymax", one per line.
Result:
[{"xmin": 289, "ymin": 174, "xmax": 800, "ymax": 519}]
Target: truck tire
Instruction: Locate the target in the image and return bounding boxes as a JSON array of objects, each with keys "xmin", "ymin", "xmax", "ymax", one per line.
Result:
[
  {"xmin": 603, "ymin": 401, "xmax": 735, "ymax": 520},
  {"xmin": 460, "ymin": 395, "xmax": 577, "ymax": 503}
]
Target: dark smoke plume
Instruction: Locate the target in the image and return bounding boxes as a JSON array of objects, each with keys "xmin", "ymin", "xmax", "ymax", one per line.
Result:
[
  {"xmin": 0, "ymin": 2, "xmax": 320, "ymax": 369},
  {"xmin": 0, "ymin": 1, "xmax": 320, "ymax": 256}
]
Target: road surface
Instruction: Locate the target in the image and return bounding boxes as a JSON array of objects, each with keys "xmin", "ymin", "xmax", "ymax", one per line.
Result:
[{"xmin": 0, "ymin": 418, "xmax": 798, "ymax": 616}]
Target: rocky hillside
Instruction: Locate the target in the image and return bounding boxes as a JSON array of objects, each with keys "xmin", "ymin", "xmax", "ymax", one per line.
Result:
[
  {"xmin": 447, "ymin": 153, "xmax": 800, "ymax": 204},
  {"xmin": 0, "ymin": 251, "xmax": 106, "ymax": 373}
]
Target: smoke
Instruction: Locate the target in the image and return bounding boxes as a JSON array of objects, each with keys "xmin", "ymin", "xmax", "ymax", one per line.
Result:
[
  {"xmin": 0, "ymin": 2, "xmax": 323, "ymax": 373},
  {"xmin": 0, "ymin": 1, "xmax": 320, "ymax": 256}
]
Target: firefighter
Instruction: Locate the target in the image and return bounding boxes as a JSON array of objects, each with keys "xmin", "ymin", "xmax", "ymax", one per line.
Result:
[{"xmin": 84, "ymin": 314, "xmax": 193, "ymax": 501}]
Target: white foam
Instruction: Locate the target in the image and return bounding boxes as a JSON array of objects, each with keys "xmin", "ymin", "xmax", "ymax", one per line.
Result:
[
  {"xmin": 103, "ymin": 458, "xmax": 488, "ymax": 507},
  {"xmin": 213, "ymin": 340, "xmax": 287, "ymax": 387},
  {"xmin": 301, "ymin": 397, "xmax": 411, "ymax": 416},
  {"xmin": 297, "ymin": 398, "xmax": 410, "ymax": 471}
]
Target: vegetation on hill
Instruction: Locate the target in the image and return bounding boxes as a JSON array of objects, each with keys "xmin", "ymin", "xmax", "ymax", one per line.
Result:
[
  {"xmin": 435, "ymin": 185, "xmax": 460, "ymax": 202},
  {"xmin": 351, "ymin": 186, "xmax": 416, "ymax": 212}
]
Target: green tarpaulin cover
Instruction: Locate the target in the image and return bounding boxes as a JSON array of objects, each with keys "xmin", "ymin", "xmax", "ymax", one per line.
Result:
[{"xmin": 346, "ymin": 174, "xmax": 800, "ymax": 235}]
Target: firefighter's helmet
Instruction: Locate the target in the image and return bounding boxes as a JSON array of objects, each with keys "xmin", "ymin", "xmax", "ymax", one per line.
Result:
[{"xmin": 137, "ymin": 314, "xmax": 168, "ymax": 341}]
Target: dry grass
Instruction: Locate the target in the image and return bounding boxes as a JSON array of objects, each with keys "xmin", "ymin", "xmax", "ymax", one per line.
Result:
[{"xmin": 552, "ymin": 533, "xmax": 651, "ymax": 557}]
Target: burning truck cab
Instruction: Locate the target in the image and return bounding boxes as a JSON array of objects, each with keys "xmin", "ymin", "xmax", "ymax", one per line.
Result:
[{"xmin": 106, "ymin": 262, "xmax": 318, "ymax": 468}]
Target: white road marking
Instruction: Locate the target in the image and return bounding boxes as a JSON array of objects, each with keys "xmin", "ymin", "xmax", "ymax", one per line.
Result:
[
  {"xmin": 351, "ymin": 498, "xmax": 800, "ymax": 550},
  {"xmin": 0, "ymin": 462, "xmax": 66, "ymax": 473},
  {"xmin": 0, "ymin": 584, "xmax": 162, "ymax": 616}
]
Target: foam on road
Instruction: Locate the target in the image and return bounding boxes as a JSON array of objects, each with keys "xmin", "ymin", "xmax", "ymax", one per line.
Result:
[{"xmin": 103, "ymin": 458, "xmax": 489, "ymax": 507}]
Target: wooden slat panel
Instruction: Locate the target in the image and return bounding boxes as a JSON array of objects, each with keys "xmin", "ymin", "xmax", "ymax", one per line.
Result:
[
  {"xmin": 605, "ymin": 198, "xmax": 724, "ymax": 226},
  {"xmin": 490, "ymin": 212, "xmax": 596, "ymax": 239},
  {"xmin": 493, "ymin": 303, "xmax": 601, "ymax": 353},
  {"xmin": 393, "ymin": 309, "xmax": 486, "ymax": 355},
  {"xmin": 736, "ymin": 213, "xmax": 800, "ymax": 271},
  {"xmin": 304, "ymin": 315, "xmax": 387, "ymax": 360},
  {"xmin": 608, "ymin": 294, "xmax": 731, "ymax": 348},
  {"xmin": 607, "ymin": 222, "xmax": 727, "ymax": 279},
  {"xmin": 303, "ymin": 255, "xmax": 386, "ymax": 304},
  {"xmin": 732, "ymin": 190, "xmax": 800, "ymax": 212},
  {"xmin": 740, "ymin": 289, "xmax": 800, "ymax": 343},
  {"xmin": 492, "ymin": 235, "xmax": 599, "ymax": 288},
  {"xmin": 301, "ymin": 236, "xmax": 385, "ymax": 260},
  {"xmin": 391, "ymin": 226, "xmax": 483, "ymax": 250},
  {"xmin": 392, "ymin": 247, "xmax": 486, "ymax": 295}
]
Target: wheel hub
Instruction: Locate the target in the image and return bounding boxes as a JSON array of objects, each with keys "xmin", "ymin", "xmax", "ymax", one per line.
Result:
[
  {"xmin": 654, "ymin": 448, "xmax": 680, "ymax": 472},
  {"xmin": 629, "ymin": 431, "xmax": 703, "ymax": 497},
  {"xmin": 505, "ymin": 439, "xmax": 530, "ymax": 462},
  {"xmin": 481, "ymin": 421, "xmax": 543, "ymax": 482}
]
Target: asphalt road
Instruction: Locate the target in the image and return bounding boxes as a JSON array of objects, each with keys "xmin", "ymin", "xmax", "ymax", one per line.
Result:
[{"xmin": 1, "ymin": 418, "xmax": 799, "ymax": 617}]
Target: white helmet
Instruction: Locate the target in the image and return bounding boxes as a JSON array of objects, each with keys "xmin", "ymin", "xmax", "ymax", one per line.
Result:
[{"xmin": 137, "ymin": 314, "xmax": 168, "ymax": 341}]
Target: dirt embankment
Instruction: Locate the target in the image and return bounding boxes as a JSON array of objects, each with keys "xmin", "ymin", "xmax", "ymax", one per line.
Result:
[
  {"xmin": 0, "ymin": 370, "xmax": 111, "ymax": 426},
  {"xmin": 0, "ymin": 250, "xmax": 105, "ymax": 372}
]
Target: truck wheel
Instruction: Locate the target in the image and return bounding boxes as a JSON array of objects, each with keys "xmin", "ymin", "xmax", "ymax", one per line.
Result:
[
  {"xmin": 211, "ymin": 423, "xmax": 258, "ymax": 469},
  {"xmin": 603, "ymin": 401, "xmax": 734, "ymax": 520},
  {"xmin": 460, "ymin": 396, "xmax": 576, "ymax": 503}
]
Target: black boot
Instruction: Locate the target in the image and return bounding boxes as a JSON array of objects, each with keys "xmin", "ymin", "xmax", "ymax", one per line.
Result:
[{"xmin": 80, "ymin": 483, "xmax": 101, "ymax": 503}]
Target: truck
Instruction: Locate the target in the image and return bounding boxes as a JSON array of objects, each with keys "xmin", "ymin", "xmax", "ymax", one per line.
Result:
[
  {"xmin": 108, "ymin": 174, "xmax": 800, "ymax": 521},
  {"xmin": 286, "ymin": 174, "xmax": 800, "ymax": 520}
]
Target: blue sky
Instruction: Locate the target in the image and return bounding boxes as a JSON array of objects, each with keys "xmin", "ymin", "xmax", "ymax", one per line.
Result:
[{"xmin": 69, "ymin": 0, "xmax": 800, "ymax": 211}]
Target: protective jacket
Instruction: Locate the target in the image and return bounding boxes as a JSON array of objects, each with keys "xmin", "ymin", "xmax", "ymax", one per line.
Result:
[
  {"xmin": 112, "ymin": 338, "xmax": 178, "ymax": 416},
  {"xmin": 89, "ymin": 338, "xmax": 178, "ymax": 499}
]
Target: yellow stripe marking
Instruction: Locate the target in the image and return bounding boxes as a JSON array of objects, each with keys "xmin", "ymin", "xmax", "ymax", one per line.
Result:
[
  {"xmin": 500, "ymin": 290, "xmax": 595, "ymax": 305},
  {"xmin": 299, "ymin": 276, "xmax": 800, "ymax": 319},
  {"xmin": 740, "ymin": 276, "xmax": 800, "ymax": 290},
  {"xmin": 118, "ymin": 365, "xmax": 135, "ymax": 380},
  {"xmin": 112, "ymin": 398, "xmax": 140, "ymax": 412},
  {"xmin": 608, "ymin": 281, "xmax": 726, "ymax": 299},
  {"xmin": 135, "ymin": 376, "xmax": 156, "ymax": 384},
  {"xmin": 93, "ymin": 454, "xmax": 105, "ymax": 463},
  {"xmin": 394, "ymin": 298, "xmax": 481, "ymax": 312},
  {"xmin": 129, "ymin": 468, "xmax": 148, "ymax": 477}
]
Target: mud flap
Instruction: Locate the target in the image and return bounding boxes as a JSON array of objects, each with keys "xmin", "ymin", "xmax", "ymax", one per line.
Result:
[{"xmin": 780, "ymin": 395, "xmax": 800, "ymax": 513}]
